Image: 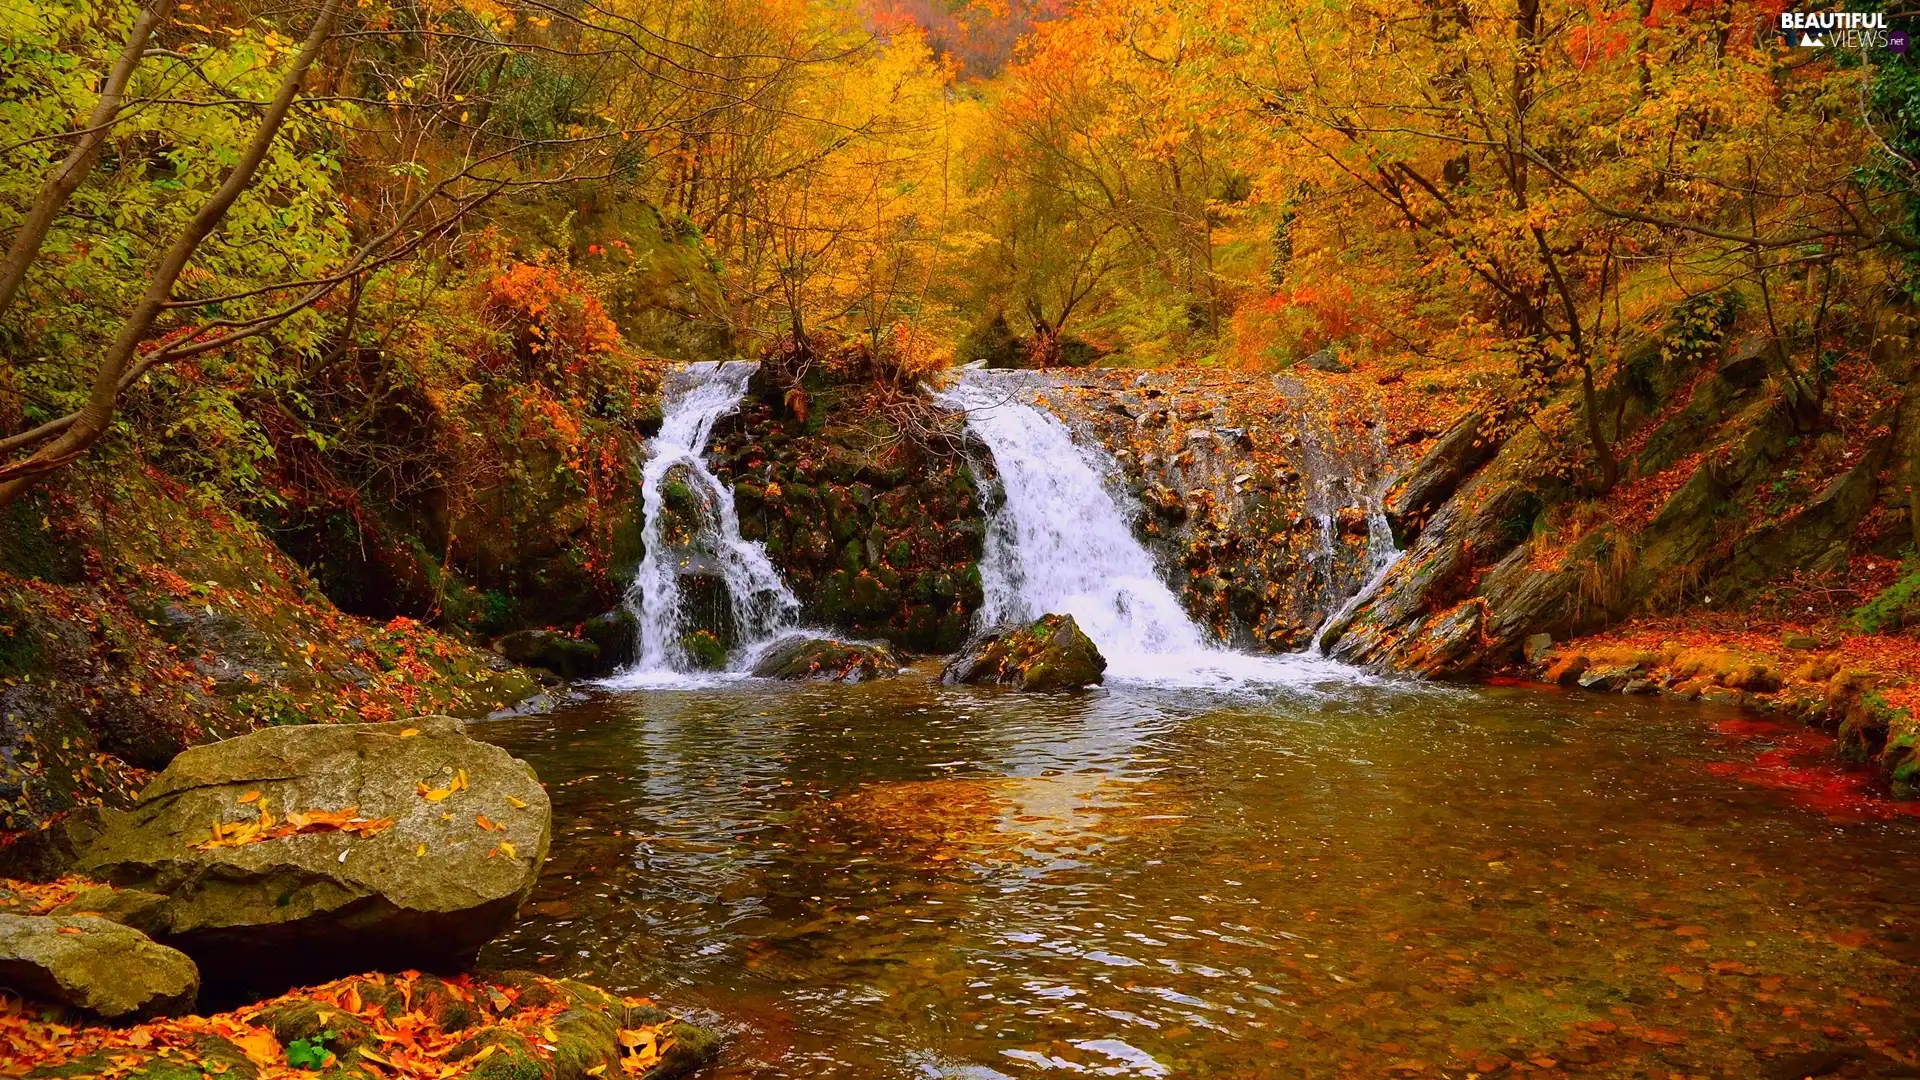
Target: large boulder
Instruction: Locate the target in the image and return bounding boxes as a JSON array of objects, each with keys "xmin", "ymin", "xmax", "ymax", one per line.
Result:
[
  {"xmin": 0, "ymin": 913, "xmax": 198, "ymax": 1020},
  {"xmin": 495, "ymin": 629, "xmax": 602, "ymax": 679},
  {"xmin": 749, "ymin": 636, "xmax": 903, "ymax": 682},
  {"xmin": 943, "ymin": 614, "xmax": 1106, "ymax": 692},
  {"xmin": 73, "ymin": 716, "xmax": 550, "ymax": 992}
]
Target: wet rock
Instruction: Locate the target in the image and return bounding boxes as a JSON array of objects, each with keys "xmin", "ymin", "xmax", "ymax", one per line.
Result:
[
  {"xmin": 496, "ymin": 629, "xmax": 602, "ymax": 680},
  {"xmin": 0, "ymin": 913, "xmax": 198, "ymax": 1019},
  {"xmin": 942, "ymin": 613, "xmax": 1107, "ymax": 692},
  {"xmin": 74, "ymin": 716, "xmax": 550, "ymax": 993},
  {"xmin": 579, "ymin": 609, "xmax": 637, "ymax": 671},
  {"xmin": 749, "ymin": 636, "xmax": 904, "ymax": 682},
  {"xmin": 1522, "ymin": 633, "xmax": 1554, "ymax": 666},
  {"xmin": 1781, "ymin": 630, "xmax": 1820, "ymax": 651},
  {"xmin": 1577, "ymin": 665, "xmax": 1643, "ymax": 693}
]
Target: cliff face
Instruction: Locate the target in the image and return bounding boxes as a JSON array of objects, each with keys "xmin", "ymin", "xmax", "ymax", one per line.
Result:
[{"xmin": 1025, "ymin": 370, "xmax": 1417, "ymax": 651}]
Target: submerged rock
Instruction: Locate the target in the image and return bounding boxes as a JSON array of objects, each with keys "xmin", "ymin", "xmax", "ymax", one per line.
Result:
[
  {"xmin": 74, "ymin": 716, "xmax": 550, "ymax": 993},
  {"xmin": 749, "ymin": 636, "xmax": 904, "ymax": 682},
  {"xmin": 943, "ymin": 614, "xmax": 1107, "ymax": 692},
  {"xmin": 0, "ymin": 913, "xmax": 198, "ymax": 1019}
]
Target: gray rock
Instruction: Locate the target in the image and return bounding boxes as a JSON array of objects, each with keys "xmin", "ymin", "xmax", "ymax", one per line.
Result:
[
  {"xmin": 75, "ymin": 716, "xmax": 550, "ymax": 992},
  {"xmin": 1781, "ymin": 630, "xmax": 1820, "ymax": 651},
  {"xmin": 49, "ymin": 885, "xmax": 172, "ymax": 937},
  {"xmin": 1298, "ymin": 347, "xmax": 1351, "ymax": 373},
  {"xmin": 1522, "ymin": 633, "xmax": 1554, "ymax": 666},
  {"xmin": 0, "ymin": 913, "xmax": 198, "ymax": 1019}
]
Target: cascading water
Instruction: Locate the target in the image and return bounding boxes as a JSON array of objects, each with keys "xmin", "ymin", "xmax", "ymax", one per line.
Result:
[
  {"xmin": 1309, "ymin": 481, "xmax": 1403, "ymax": 654},
  {"xmin": 938, "ymin": 371, "xmax": 1359, "ymax": 687},
  {"xmin": 613, "ymin": 361, "xmax": 802, "ymax": 683}
]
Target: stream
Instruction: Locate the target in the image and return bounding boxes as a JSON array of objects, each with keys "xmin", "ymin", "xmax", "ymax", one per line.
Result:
[
  {"xmin": 510, "ymin": 365, "xmax": 1920, "ymax": 1077},
  {"xmin": 477, "ymin": 673, "xmax": 1920, "ymax": 1078}
]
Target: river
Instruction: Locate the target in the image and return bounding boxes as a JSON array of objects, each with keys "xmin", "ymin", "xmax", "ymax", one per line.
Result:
[{"xmin": 477, "ymin": 668, "xmax": 1920, "ymax": 1078}]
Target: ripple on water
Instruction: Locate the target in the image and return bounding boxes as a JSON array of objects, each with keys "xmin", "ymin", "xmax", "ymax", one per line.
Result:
[{"xmin": 478, "ymin": 672, "xmax": 1920, "ymax": 1079}]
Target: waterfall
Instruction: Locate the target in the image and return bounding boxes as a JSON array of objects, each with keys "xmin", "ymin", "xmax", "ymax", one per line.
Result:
[
  {"xmin": 938, "ymin": 371, "xmax": 1350, "ymax": 687},
  {"xmin": 614, "ymin": 361, "xmax": 801, "ymax": 682},
  {"xmin": 1309, "ymin": 481, "xmax": 1402, "ymax": 654}
]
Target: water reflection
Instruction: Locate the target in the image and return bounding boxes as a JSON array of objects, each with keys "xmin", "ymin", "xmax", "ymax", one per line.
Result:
[{"xmin": 479, "ymin": 675, "xmax": 1920, "ymax": 1079}]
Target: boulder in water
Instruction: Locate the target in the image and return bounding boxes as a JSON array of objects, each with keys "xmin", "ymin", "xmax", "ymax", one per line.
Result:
[
  {"xmin": 0, "ymin": 913, "xmax": 199, "ymax": 1019},
  {"xmin": 750, "ymin": 636, "xmax": 904, "ymax": 682},
  {"xmin": 73, "ymin": 715, "xmax": 550, "ymax": 992},
  {"xmin": 943, "ymin": 614, "xmax": 1106, "ymax": 692}
]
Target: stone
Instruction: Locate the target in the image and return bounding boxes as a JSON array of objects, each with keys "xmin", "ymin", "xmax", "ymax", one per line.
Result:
[
  {"xmin": 0, "ymin": 807, "xmax": 107, "ymax": 883},
  {"xmin": 1384, "ymin": 411, "xmax": 1499, "ymax": 546},
  {"xmin": 0, "ymin": 913, "xmax": 198, "ymax": 1019},
  {"xmin": 1577, "ymin": 665, "xmax": 1643, "ymax": 693},
  {"xmin": 1522, "ymin": 633, "xmax": 1554, "ymax": 666},
  {"xmin": 942, "ymin": 614, "xmax": 1107, "ymax": 692},
  {"xmin": 1298, "ymin": 347, "xmax": 1351, "ymax": 373},
  {"xmin": 74, "ymin": 716, "xmax": 550, "ymax": 993},
  {"xmin": 579, "ymin": 610, "xmax": 637, "ymax": 671},
  {"xmin": 49, "ymin": 885, "xmax": 171, "ymax": 937},
  {"xmin": 748, "ymin": 636, "xmax": 904, "ymax": 682},
  {"xmin": 1780, "ymin": 630, "xmax": 1820, "ymax": 651},
  {"xmin": 495, "ymin": 629, "xmax": 602, "ymax": 680}
]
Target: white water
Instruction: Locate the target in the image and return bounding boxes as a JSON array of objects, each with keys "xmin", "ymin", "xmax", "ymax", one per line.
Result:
[
  {"xmin": 1309, "ymin": 481, "xmax": 1403, "ymax": 654},
  {"xmin": 938, "ymin": 372, "xmax": 1363, "ymax": 689},
  {"xmin": 610, "ymin": 362, "xmax": 802, "ymax": 686}
]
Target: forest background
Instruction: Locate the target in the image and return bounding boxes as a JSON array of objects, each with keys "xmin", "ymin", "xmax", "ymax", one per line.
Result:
[{"xmin": 5, "ymin": 0, "xmax": 1920, "ymax": 749}]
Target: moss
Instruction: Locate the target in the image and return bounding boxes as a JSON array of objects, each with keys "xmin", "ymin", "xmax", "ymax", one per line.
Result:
[
  {"xmin": 681, "ymin": 628, "xmax": 727, "ymax": 670},
  {"xmin": 1854, "ymin": 563, "xmax": 1920, "ymax": 634}
]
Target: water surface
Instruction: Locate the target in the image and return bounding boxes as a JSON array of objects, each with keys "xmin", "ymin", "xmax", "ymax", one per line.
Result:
[{"xmin": 477, "ymin": 666, "xmax": 1920, "ymax": 1078}]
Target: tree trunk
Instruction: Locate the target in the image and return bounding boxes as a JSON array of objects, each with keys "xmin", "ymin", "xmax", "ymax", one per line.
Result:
[
  {"xmin": 0, "ymin": 0, "xmax": 345, "ymax": 508},
  {"xmin": 0, "ymin": 0, "xmax": 177, "ymax": 321}
]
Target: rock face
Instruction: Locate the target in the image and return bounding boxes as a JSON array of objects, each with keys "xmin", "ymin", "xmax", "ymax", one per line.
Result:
[
  {"xmin": 943, "ymin": 614, "xmax": 1107, "ymax": 692},
  {"xmin": 749, "ymin": 636, "xmax": 903, "ymax": 682},
  {"xmin": 74, "ymin": 716, "xmax": 550, "ymax": 992},
  {"xmin": 0, "ymin": 913, "xmax": 199, "ymax": 1019}
]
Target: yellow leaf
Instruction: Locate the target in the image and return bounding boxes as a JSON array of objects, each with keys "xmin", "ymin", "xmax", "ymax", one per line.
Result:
[
  {"xmin": 506, "ymin": 795, "xmax": 528, "ymax": 810},
  {"xmin": 498, "ymin": 840, "xmax": 517, "ymax": 859},
  {"xmin": 237, "ymin": 791, "xmax": 262, "ymax": 804},
  {"xmin": 585, "ymin": 1067, "xmax": 606, "ymax": 1078},
  {"xmin": 473, "ymin": 1045, "xmax": 499, "ymax": 1063},
  {"xmin": 424, "ymin": 787, "xmax": 451, "ymax": 802},
  {"xmin": 399, "ymin": 728, "xmax": 420, "ymax": 738},
  {"xmin": 417, "ymin": 843, "xmax": 427, "ymax": 857},
  {"xmin": 543, "ymin": 1025, "xmax": 559, "ymax": 1042}
]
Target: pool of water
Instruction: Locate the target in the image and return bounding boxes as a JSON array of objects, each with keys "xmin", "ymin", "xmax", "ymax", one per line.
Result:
[{"xmin": 475, "ymin": 661, "xmax": 1920, "ymax": 1078}]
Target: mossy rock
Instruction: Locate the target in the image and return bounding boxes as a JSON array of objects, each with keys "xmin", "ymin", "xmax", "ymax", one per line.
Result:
[
  {"xmin": 749, "ymin": 636, "xmax": 904, "ymax": 682},
  {"xmin": 496, "ymin": 630, "xmax": 603, "ymax": 680},
  {"xmin": 942, "ymin": 613, "xmax": 1107, "ymax": 692}
]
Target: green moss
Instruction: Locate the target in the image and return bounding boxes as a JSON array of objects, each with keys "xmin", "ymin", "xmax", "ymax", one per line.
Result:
[{"xmin": 1855, "ymin": 563, "xmax": 1920, "ymax": 634}]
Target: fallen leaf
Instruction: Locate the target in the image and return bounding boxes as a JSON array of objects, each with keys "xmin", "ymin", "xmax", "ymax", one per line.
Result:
[
  {"xmin": 506, "ymin": 795, "xmax": 529, "ymax": 810},
  {"xmin": 237, "ymin": 791, "xmax": 262, "ymax": 804},
  {"xmin": 399, "ymin": 729, "xmax": 420, "ymax": 738}
]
